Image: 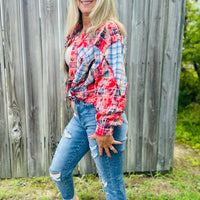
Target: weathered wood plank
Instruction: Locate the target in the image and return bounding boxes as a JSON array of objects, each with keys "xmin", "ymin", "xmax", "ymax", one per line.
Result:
[
  {"xmin": 157, "ymin": 0, "xmax": 186, "ymax": 171},
  {"xmin": 2, "ymin": 0, "xmax": 28, "ymax": 177},
  {"xmin": 22, "ymin": 0, "xmax": 45, "ymax": 177},
  {"xmin": 0, "ymin": 0, "xmax": 186, "ymax": 177},
  {"xmin": 141, "ymin": 0, "xmax": 165, "ymax": 172},
  {"xmin": 0, "ymin": 5, "xmax": 11, "ymax": 178},
  {"xmin": 40, "ymin": 0, "xmax": 63, "ymax": 175},
  {"xmin": 126, "ymin": 0, "xmax": 151, "ymax": 172}
]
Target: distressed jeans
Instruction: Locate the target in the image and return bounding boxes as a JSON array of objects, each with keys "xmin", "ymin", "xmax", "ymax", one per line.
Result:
[{"xmin": 49, "ymin": 100, "xmax": 128, "ymax": 200}]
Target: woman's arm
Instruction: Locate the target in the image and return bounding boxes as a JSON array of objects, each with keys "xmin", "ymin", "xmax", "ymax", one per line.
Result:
[
  {"xmin": 94, "ymin": 38, "xmax": 127, "ymax": 136},
  {"xmin": 90, "ymin": 34, "xmax": 127, "ymax": 158}
]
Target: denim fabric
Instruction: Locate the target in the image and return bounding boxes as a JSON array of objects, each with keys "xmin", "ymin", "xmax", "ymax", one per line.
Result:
[{"xmin": 49, "ymin": 100, "xmax": 128, "ymax": 200}]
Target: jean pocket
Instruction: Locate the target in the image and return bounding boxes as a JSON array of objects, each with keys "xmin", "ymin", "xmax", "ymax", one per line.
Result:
[{"xmin": 113, "ymin": 123, "xmax": 128, "ymax": 152}]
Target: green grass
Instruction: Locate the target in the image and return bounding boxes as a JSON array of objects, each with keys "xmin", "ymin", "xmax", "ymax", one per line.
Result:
[
  {"xmin": 0, "ymin": 163, "xmax": 199, "ymax": 200},
  {"xmin": 0, "ymin": 103, "xmax": 200, "ymax": 200},
  {"xmin": 125, "ymin": 168, "xmax": 200, "ymax": 200},
  {"xmin": 176, "ymin": 103, "xmax": 200, "ymax": 152}
]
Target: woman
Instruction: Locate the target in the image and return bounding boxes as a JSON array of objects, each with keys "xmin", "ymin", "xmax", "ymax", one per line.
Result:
[{"xmin": 49, "ymin": 0, "xmax": 128, "ymax": 199}]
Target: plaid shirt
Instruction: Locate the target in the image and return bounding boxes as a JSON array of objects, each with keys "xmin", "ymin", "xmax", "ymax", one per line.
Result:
[{"xmin": 64, "ymin": 21, "xmax": 128, "ymax": 136}]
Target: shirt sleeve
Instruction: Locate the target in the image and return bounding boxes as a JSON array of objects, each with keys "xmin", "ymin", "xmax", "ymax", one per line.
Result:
[{"xmin": 94, "ymin": 38, "xmax": 128, "ymax": 136}]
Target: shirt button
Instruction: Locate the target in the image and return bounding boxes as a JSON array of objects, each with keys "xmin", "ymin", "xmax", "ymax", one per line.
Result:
[{"xmin": 71, "ymin": 73, "xmax": 74, "ymax": 77}]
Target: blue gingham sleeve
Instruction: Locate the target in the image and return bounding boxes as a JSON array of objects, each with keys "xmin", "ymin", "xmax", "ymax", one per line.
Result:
[{"xmin": 105, "ymin": 37, "xmax": 127, "ymax": 96}]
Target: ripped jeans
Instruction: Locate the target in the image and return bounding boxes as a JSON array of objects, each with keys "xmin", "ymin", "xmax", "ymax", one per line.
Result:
[{"xmin": 49, "ymin": 100, "xmax": 128, "ymax": 200}]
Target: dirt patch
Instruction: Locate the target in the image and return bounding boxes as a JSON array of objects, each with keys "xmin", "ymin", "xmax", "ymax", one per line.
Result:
[
  {"xmin": 152, "ymin": 182, "xmax": 178, "ymax": 196},
  {"xmin": 173, "ymin": 142, "xmax": 200, "ymax": 174}
]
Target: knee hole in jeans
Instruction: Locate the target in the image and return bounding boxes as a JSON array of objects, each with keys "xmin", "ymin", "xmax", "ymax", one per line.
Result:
[{"xmin": 49, "ymin": 171, "xmax": 61, "ymax": 182}]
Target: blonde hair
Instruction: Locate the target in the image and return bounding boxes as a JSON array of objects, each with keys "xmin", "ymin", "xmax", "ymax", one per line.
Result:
[
  {"xmin": 65, "ymin": 0, "xmax": 126, "ymax": 37},
  {"xmin": 62, "ymin": 0, "xmax": 126, "ymax": 74}
]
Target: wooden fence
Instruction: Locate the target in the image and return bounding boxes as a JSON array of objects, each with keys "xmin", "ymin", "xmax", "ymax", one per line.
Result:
[{"xmin": 0, "ymin": 0, "xmax": 186, "ymax": 178}]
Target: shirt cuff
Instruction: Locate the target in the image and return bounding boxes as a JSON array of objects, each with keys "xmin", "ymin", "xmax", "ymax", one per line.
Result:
[{"xmin": 95, "ymin": 125, "xmax": 114, "ymax": 136}]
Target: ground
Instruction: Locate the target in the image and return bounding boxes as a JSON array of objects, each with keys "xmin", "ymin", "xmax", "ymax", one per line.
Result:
[
  {"xmin": 0, "ymin": 142, "xmax": 200, "ymax": 200},
  {"xmin": 173, "ymin": 143, "xmax": 200, "ymax": 176}
]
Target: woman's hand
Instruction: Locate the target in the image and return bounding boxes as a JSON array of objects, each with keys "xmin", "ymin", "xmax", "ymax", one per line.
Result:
[
  {"xmin": 71, "ymin": 100, "xmax": 77, "ymax": 114},
  {"xmin": 89, "ymin": 134, "xmax": 122, "ymax": 158}
]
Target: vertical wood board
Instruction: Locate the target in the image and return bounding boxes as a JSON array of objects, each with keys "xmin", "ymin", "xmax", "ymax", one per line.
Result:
[
  {"xmin": 0, "ymin": 0, "xmax": 186, "ymax": 177},
  {"xmin": 22, "ymin": 0, "xmax": 45, "ymax": 177},
  {"xmin": 142, "ymin": 0, "xmax": 165, "ymax": 172},
  {"xmin": 2, "ymin": 0, "xmax": 28, "ymax": 177},
  {"xmin": 0, "ymin": 5, "xmax": 11, "ymax": 178},
  {"xmin": 157, "ymin": 0, "xmax": 186, "ymax": 171},
  {"xmin": 127, "ymin": 0, "xmax": 150, "ymax": 172},
  {"xmin": 40, "ymin": 0, "xmax": 63, "ymax": 175}
]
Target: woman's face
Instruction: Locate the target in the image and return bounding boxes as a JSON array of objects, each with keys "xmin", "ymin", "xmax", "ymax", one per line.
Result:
[{"xmin": 76, "ymin": 0, "xmax": 97, "ymax": 15}]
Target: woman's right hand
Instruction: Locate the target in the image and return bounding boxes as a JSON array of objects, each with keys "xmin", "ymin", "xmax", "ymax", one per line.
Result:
[{"xmin": 71, "ymin": 100, "xmax": 77, "ymax": 114}]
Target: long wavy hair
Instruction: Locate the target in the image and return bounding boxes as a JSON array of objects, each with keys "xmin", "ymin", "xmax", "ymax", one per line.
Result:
[{"xmin": 62, "ymin": 0, "xmax": 126, "ymax": 75}]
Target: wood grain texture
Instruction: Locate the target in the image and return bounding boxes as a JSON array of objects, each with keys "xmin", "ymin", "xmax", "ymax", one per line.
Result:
[
  {"xmin": 157, "ymin": 0, "xmax": 186, "ymax": 171},
  {"xmin": 0, "ymin": 0, "xmax": 186, "ymax": 177},
  {"xmin": 2, "ymin": 0, "xmax": 28, "ymax": 177},
  {"xmin": 126, "ymin": 0, "xmax": 151, "ymax": 172},
  {"xmin": 0, "ymin": 6, "xmax": 11, "ymax": 178},
  {"xmin": 40, "ymin": 0, "xmax": 63, "ymax": 175},
  {"xmin": 125, "ymin": 0, "xmax": 186, "ymax": 172},
  {"xmin": 141, "ymin": 0, "xmax": 164, "ymax": 172},
  {"xmin": 22, "ymin": 0, "xmax": 45, "ymax": 177}
]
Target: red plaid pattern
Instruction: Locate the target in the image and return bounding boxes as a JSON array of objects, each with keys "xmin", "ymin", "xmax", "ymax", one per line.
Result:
[{"xmin": 64, "ymin": 21, "xmax": 128, "ymax": 136}]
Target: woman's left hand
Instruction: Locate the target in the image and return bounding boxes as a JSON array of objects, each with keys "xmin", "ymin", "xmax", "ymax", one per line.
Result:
[{"xmin": 88, "ymin": 134, "xmax": 122, "ymax": 158}]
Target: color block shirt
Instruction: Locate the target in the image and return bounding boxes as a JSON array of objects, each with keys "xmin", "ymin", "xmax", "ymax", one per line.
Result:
[{"xmin": 64, "ymin": 21, "xmax": 128, "ymax": 136}]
